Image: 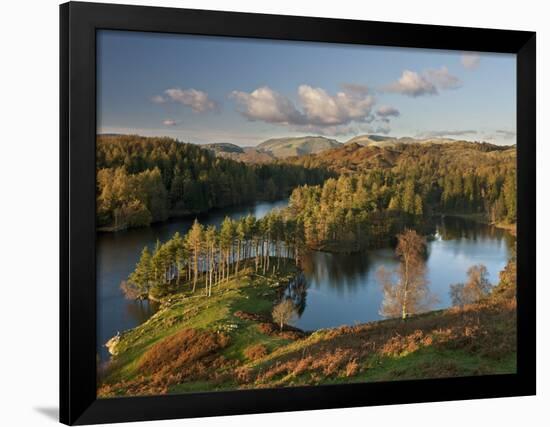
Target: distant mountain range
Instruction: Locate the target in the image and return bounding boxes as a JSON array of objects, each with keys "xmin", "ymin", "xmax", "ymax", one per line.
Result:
[
  {"xmin": 202, "ymin": 136, "xmax": 340, "ymax": 163},
  {"xmin": 202, "ymin": 134, "xmax": 492, "ymax": 163}
]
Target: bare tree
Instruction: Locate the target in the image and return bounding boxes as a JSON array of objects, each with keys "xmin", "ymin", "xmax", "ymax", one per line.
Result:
[
  {"xmin": 450, "ymin": 264, "xmax": 491, "ymax": 307},
  {"xmin": 378, "ymin": 229, "xmax": 437, "ymax": 319},
  {"xmin": 272, "ymin": 299, "xmax": 296, "ymax": 331}
]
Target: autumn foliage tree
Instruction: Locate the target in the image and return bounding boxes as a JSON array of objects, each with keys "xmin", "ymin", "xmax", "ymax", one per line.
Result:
[
  {"xmin": 378, "ymin": 229, "xmax": 437, "ymax": 319},
  {"xmin": 123, "ymin": 247, "xmax": 153, "ymax": 299},
  {"xmin": 125, "ymin": 211, "xmax": 306, "ymax": 300},
  {"xmin": 449, "ymin": 264, "xmax": 492, "ymax": 307},
  {"xmin": 96, "ymin": 134, "xmax": 330, "ymax": 230},
  {"xmin": 272, "ymin": 299, "xmax": 297, "ymax": 331},
  {"xmin": 290, "ymin": 141, "xmax": 517, "ymax": 237}
]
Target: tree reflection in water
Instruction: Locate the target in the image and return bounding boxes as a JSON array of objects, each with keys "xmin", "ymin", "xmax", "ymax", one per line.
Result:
[
  {"xmin": 125, "ymin": 299, "xmax": 160, "ymax": 325},
  {"xmin": 289, "ymin": 216, "xmax": 514, "ymax": 331},
  {"xmin": 281, "ymin": 272, "xmax": 308, "ymax": 316}
]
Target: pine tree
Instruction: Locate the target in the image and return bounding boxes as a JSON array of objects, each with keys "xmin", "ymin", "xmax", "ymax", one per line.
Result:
[
  {"xmin": 187, "ymin": 219, "xmax": 204, "ymax": 292},
  {"xmin": 219, "ymin": 217, "xmax": 234, "ymax": 282},
  {"xmin": 503, "ymin": 171, "xmax": 516, "ymax": 223},
  {"xmin": 235, "ymin": 218, "xmax": 246, "ymax": 275},
  {"xmin": 204, "ymin": 225, "xmax": 217, "ymax": 296},
  {"xmin": 126, "ymin": 246, "xmax": 152, "ymax": 298}
]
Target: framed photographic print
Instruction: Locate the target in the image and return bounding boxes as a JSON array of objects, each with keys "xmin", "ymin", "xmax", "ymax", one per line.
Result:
[{"xmin": 60, "ymin": 1, "xmax": 536, "ymax": 425}]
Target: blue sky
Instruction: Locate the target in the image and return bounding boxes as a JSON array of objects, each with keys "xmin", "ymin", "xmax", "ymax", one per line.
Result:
[{"xmin": 97, "ymin": 30, "xmax": 516, "ymax": 146}]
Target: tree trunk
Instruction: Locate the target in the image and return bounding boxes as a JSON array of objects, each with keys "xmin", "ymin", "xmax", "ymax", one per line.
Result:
[
  {"xmin": 192, "ymin": 251, "xmax": 198, "ymax": 293},
  {"xmin": 235, "ymin": 241, "xmax": 241, "ymax": 275},
  {"xmin": 401, "ymin": 254, "xmax": 410, "ymax": 320}
]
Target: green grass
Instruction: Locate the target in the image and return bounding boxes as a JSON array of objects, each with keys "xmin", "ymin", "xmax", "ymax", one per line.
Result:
[
  {"xmin": 327, "ymin": 347, "xmax": 516, "ymax": 385},
  {"xmin": 100, "ymin": 261, "xmax": 299, "ymax": 389}
]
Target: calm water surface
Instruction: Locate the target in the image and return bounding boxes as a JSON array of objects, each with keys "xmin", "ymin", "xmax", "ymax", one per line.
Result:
[
  {"xmin": 97, "ymin": 199, "xmax": 513, "ymax": 361},
  {"xmin": 294, "ymin": 218, "xmax": 513, "ymax": 331}
]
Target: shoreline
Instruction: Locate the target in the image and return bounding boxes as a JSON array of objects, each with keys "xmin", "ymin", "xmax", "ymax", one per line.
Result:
[
  {"xmin": 97, "ymin": 197, "xmax": 290, "ymax": 233},
  {"xmin": 438, "ymin": 212, "xmax": 516, "ymax": 236},
  {"xmin": 102, "ymin": 261, "xmax": 303, "ymax": 358}
]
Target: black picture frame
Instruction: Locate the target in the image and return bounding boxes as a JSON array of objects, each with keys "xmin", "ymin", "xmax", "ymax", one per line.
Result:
[{"xmin": 60, "ymin": 1, "xmax": 536, "ymax": 425}]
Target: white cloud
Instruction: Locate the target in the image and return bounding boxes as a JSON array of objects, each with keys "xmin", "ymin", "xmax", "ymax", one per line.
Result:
[
  {"xmin": 341, "ymin": 83, "xmax": 370, "ymax": 97},
  {"xmin": 298, "ymin": 85, "xmax": 375, "ymax": 126},
  {"xmin": 417, "ymin": 129, "xmax": 477, "ymax": 138},
  {"xmin": 376, "ymin": 105, "xmax": 400, "ymax": 118},
  {"xmin": 425, "ymin": 66, "xmax": 462, "ymax": 89},
  {"xmin": 153, "ymin": 88, "xmax": 217, "ymax": 112},
  {"xmin": 385, "ymin": 67, "xmax": 462, "ymax": 97},
  {"xmin": 461, "ymin": 53, "xmax": 481, "ymax": 70},
  {"xmin": 386, "ymin": 70, "xmax": 438, "ymax": 97},
  {"xmin": 230, "ymin": 86, "xmax": 305, "ymax": 125},
  {"xmin": 495, "ymin": 129, "xmax": 516, "ymax": 139},
  {"xmin": 230, "ymin": 85, "xmax": 377, "ymax": 135},
  {"xmin": 162, "ymin": 119, "xmax": 179, "ymax": 126},
  {"xmin": 151, "ymin": 95, "xmax": 165, "ymax": 104},
  {"xmin": 371, "ymin": 122, "xmax": 391, "ymax": 135}
]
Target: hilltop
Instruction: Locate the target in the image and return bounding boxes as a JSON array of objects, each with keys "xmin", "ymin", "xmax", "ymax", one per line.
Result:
[
  {"xmin": 203, "ymin": 143, "xmax": 276, "ymax": 164},
  {"xmin": 344, "ymin": 134, "xmax": 457, "ymax": 148},
  {"xmin": 203, "ymin": 134, "xmax": 512, "ymax": 164},
  {"xmin": 292, "ymin": 139, "xmax": 515, "ymax": 174},
  {"xmin": 257, "ymin": 136, "xmax": 341, "ymax": 158},
  {"xmin": 202, "ymin": 142, "xmax": 244, "ymax": 154},
  {"xmin": 204, "ymin": 136, "xmax": 341, "ymax": 163}
]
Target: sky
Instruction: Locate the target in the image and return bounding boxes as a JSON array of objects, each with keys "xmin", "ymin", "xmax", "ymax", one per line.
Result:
[{"xmin": 97, "ymin": 30, "xmax": 516, "ymax": 146}]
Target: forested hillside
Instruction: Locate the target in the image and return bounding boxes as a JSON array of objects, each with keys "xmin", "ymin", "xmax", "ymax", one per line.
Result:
[
  {"xmin": 96, "ymin": 135, "xmax": 331, "ymax": 230},
  {"xmin": 96, "ymin": 136, "xmax": 516, "ymax": 240},
  {"xmin": 293, "ymin": 140, "xmax": 515, "ymax": 174},
  {"xmin": 287, "ymin": 141, "xmax": 516, "ymax": 251}
]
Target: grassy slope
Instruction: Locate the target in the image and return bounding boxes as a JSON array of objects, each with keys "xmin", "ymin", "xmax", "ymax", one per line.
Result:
[
  {"xmin": 99, "ymin": 262, "xmax": 516, "ymax": 397},
  {"xmin": 99, "ymin": 262, "xmax": 298, "ymax": 395}
]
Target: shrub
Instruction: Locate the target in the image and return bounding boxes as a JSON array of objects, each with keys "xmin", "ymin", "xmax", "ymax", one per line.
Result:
[
  {"xmin": 234, "ymin": 366, "xmax": 253, "ymax": 384},
  {"xmin": 244, "ymin": 344, "xmax": 269, "ymax": 361},
  {"xmin": 345, "ymin": 359, "xmax": 359, "ymax": 377},
  {"xmin": 138, "ymin": 328, "xmax": 229, "ymax": 374}
]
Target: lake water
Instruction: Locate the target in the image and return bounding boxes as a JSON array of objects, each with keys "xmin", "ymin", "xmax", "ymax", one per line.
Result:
[
  {"xmin": 97, "ymin": 200, "xmax": 514, "ymax": 361},
  {"xmin": 295, "ymin": 217, "xmax": 514, "ymax": 331}
]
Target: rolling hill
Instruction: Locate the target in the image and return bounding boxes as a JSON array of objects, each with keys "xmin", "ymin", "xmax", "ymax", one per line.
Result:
[
  {"xmin": 203, "ymin": 143, "xmax": 276, "ymax": 163},
  {"xmin": 202, "ymin": 134, "xmax": 513, "ymax": 166},
  {"xmin": 291, "ymin": 140, "xmax": 515, "ymax": 174},
  {"xmin": 344, "ymin": 134, "xmax": 458, "ymax": 148},
  {"xmin": 257, "ymin": 136, "xmax": 341, "ymax": 158},
  {"xmin": 202, "ymin": 142, "xmax": 244, "ymax": 154},
  {"xmin": 204, "ymin": 136, "xmax": 342, "ymax": 163}
]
